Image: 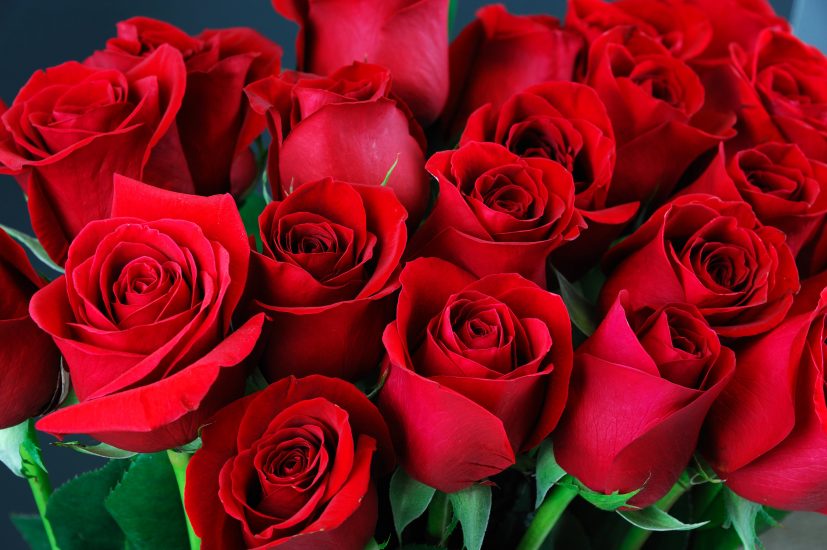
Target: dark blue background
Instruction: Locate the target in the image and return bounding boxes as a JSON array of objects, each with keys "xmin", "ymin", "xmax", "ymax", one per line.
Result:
[{"xmin": 0, "ymin": 0, "xmax": 807, "ymax": 548}]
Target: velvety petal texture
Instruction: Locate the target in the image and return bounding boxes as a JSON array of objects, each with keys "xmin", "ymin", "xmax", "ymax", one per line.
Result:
[
  {"xmin": 185, "ymin": 375, "xmax": 394, "ymax": 550},
  {"xmin": 32, "ymin": 176, "xmax": 263, "ymax": 451},
  {"xmin": 555, "ymin": 292, "xmax": 735, "ymax": 507},
  {"xmin": 0, "ymin": 229, "xmax": 61, "ymax": 428},
  {"xmin": 244, "ymin": 178, "xmax": 407, "ymax": 381},
  {"xmin": 378, "ymin": 258, "xmax": 573, "ymax": 492}
]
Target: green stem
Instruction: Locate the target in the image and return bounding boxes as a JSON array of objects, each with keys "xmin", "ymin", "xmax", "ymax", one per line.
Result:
[
  {"xmin": 21, "ymin": 443, "xmax": 59, "ymax": 550},
  {"xmin": 516, "ymin": 479, "xmax": 579, "ymax": 550},
  {"xmin": 167, "ymin": 450, "xmax": 200, "ymax": 550},
  {"xmin": 617, "ymin": 480, "xmax": 691, "ymax": 550},
  {"xmin": 426, "ymin": 492, "xmax": 451, "ymax": 545}
]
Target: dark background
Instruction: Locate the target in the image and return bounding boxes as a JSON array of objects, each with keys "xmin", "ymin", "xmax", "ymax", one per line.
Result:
[{"xmin": 0, "ymin": 0, "xmax": 814, "ymax": 548}]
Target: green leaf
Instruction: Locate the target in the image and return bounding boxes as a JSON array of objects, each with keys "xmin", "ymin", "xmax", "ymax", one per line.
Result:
[
  {"xmin": 0, "ymin": 223, "xmax": 63, "ymax": 274},
  {"xmin": 105, "ymin": 453, "xmax": 189, "ymax": 550},
  {"xmin": 619, "ymin": 506, "xmax": 708, "ymax": 532},
  {"xmin": 556, "ymin": 477, "xmax": 642, "ymax": 511},
  {"xmin": 11, "ymin": 514, "xmax": 50, "ymax": 550},
  {"xmin": 262, "ymin": 173, "xmax": 273, "ymax": 204},
  {"xmin": 46, "ymin": 459, "xmax": 131, "ymax": 550},
  {"xmin": 174, "ymin": 437, "xmax": 202, "ymax": 454},
  {"xmin": 380, "ymin": 155, "xmax": 400, "ymax": 187},
  {"xmin": 554, "ymin": 270, "xmax": 598, "ymax": 336},
  {"xmin": 53, "ymin": 441, "xmax": 137, "ymax": 459},
  {"xmin": 390, "ymin": 468, "xmax": 436, "ymax": 541},
  {"xmin": 448, "ymin": 484, "xmax": 492, "ymax": 550},
  {"xmin": 535, "ymin": 441, "xmax": 567, "ymax": 509},
  {"xmin": 0, "ymin": 420, "xmax": 30, "ymax": 476},
  {"xmin": 448, "ymin": 0, "xmax": 457, "ymax": 33},
  {"xmin": 239, "ymin": 192, "xmax": 266, "ymax": 250},
  {"xmin": 723, "ymin": 488, "xmax": 763, "ymax": 550}
]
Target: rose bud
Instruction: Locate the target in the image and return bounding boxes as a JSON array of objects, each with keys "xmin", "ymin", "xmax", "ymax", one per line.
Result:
[
  {"xmin": 437, "ymin": 4, "xmax": 583, "ymax": 142},
  {"xmin": 272, "ymin": 0, "xmax": 449, "ymax": 125},
  {"xmin": 243, "ymin": 177, "xmax": 407, "ymax": 381},
  {"xmin": 584, "ymin": 26, "xmax": 734, "ymax": 205},
  {"xmin": 31, "ymin": 176, "xmax": 264, "ymax": 452},
  {"xmin": 0, "ymin": 229, "xmax": 60, "ymax": 428},
  {"xmin": 460, "ymin": 81, "xmax": 638, "ymax": 277},
  {"xmin": 245, "ymin": 62, "xmax": 430, "ymax": 224},
  {"xmin": 186, "ymin": 375, "xmax": 394, "ymax": 550},
  {"xmin": 680, "ymin": 142, "xmax": 827, "ymax": 254},
  {"xmin": 703, "ymin": 271, "xmax": 827, "ymax": 512},
  {"xmin": 87, "ymin": 17, "xmax": 282, "ymax": 197},
  {"xmin": 0, "ymin": 48, "xmax": 186, "ymax": 264},
  {"xmin": 378, "ymin": 258, "xmax": 573, "ymax": 492},
  {"xmin": 555, "ymin": 292, "xmax": 735, "ymax": 507},
  {"xmin": 600, "ymin": 194, "xmax": 799, "ymax": 339},
  {"xmin": 409, "ymin": 141, "xmax": 585, "ymax": 286}
]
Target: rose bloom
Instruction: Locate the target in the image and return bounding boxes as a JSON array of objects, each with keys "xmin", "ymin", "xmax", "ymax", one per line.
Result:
[
  {"xmin": 379, "ymin": 258, "xmax": 573, "ymax": 492},
  {"xmin": 87, "ymin": 17, "xmax": 282, "ymax": 197},
  {"xmin": 555, "ymin": 292, "xmax": 734, "ymax": 507},
  {"xmin": 409, "ymin": 141, "xmax": 584, "ymax": 286},
  {"xmin": 272, "ymin": 0, "xmax": 449, "ymax": 124},
  {"xmin": 681, "ymin": 142, "xmax": 827, "ymax": 254},
  {"xmin": 460, "ymin": 81, "xmax": 638, "ymax": 277},
  {"xmin": 186, "ymin": 375, "xmax": 394, "ymax": 550},
  {"xmin": 32, "ymin": 176, "xmax": 263, "ymax": 452},
  {"xmin": 583, "ymin": 25, "xmax": 734, "ymax": 205},
  {"xmin": 703, "ymin": 271, "xmax": 827, "ymax": 512},
  {"xmin": 437, "ymin": 4, "xmax": 583, "ymax": 142},
  {"xmin": 600, "ymin": 194, "xmax": 799, "ymax": 339},
  {"xmin": 0, "ymin": 228, "xmax": 60, "ymax": 428},
  {"xmin": 0, "ymin": 48, "xmax": 185, "ymax": 264},
  {"xmin": 246, "ymin": 62, "xmax": 430, "ymax": 224},
  {"xmin": 243, "ymin": 177, "xmax": 407, "ymax": 381}
]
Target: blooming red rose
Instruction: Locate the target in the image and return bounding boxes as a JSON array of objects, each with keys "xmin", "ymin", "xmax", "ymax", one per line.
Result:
[
  {"xmin": 681, "ymin": 142, "xmax": 827, "ymax": 254},
  {"xmin": 87, "ymin": 17, "xmax": 282, "ymax": 197},
  {"xmin": 601, "ymin": 194, "xmax": 799, "ymax": 339},
  {"xmin": 460, "ymin": 81, "xmax": 638, "ymax": 277},
  {"xmin": 378, "ymin": 258, "xmax": 573, "ymax": 492},
  {"xmin": 186, "ymin": 375, "xmax": 394, "ymax": 550},
  {"xmin": 0, "ymin": 229, "xmax": 61, "ymax": 428},
  {"xmin": 244, "ymin": 177, "xmax": 406, "ymax": 381},
  {"xmin": 246, "ymin": 62, "xmax": 430, "ymax": 224},
  {"xmin": 703, "ymin": 271, "xmax": 827, "ymax": 512},
  {"xmin": 272, "ymin": 0, "xmax": 448, "ymax": 124},
  {"xmin": 584, "ymin": 26, "xmax": 734, "ymax": 205},
  {"xmin": 555, "ymin": 292, "xmax": 734, "ymax": 507},
  {"xmin": 565, "ymin": 0, "xmax": 713, "ymax": 61},
  {"xmin": 0, "ymin": 48, "xmax": 186, "ymax": 264},
  {"xmin": 410, "ymin": 141, "xmax": 584, "ymax": 286},
  {"xmin": 31, "ymin": 176, "xmax": 264, "ymax": 452},
  {"xmin": 437, "ymin": 4, "xmax": 583, "ymax": 142}
]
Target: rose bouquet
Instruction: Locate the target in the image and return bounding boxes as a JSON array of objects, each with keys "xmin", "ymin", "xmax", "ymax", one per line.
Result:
[{"xmin": 0, "ymin": 0, "xmax": 825, "ymax": 549}]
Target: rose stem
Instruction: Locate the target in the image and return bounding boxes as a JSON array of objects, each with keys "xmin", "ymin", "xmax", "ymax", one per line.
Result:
[
  {"xmin": 516, "ymin": 477, "xmax": 579, "ymax": 550},
  {"xmin": 20, "ymin": 443, "xmax": 59, "ymax": 550},
  {"xmin": 616, "ymin": 479, "xmax": 691, "ymax": 550},
  {"xmin": 426, "ymin": 492, "xmax": 451, "ymax": 545},
  {"xmin": 167, "ymin": 450, "xmax": 201, "ymax": 550}
]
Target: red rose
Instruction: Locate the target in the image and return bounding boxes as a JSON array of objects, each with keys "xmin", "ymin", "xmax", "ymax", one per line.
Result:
[
  {"xmin": 378, "ymin": 258, "xmax": 573, "ymax": 492},
  {"xmin": 272, "ymin": 0, "xmax": 449, "ymax": 124},
  {"xmin": 437, "ymin": 4, "xmax": 583, "ymax": 142},
  {"xmin": 0, "ymin": 229, "xmax": 60, "ymax": 428},
  {"xmin": 681, "ymin": 142, "xmax": 827, "ymax": 254},
  {"xmin": 584, "ymin": 26, "xmax": 734, "ymax": 205},
  {"xmin": 600, "ymin": 194, "xmax": 799, "ymax": 338},
  {"xmin": 566, "ymin": 0, "xmax": 713, "ymax": 61},
  {"xmin": 87, "ymin": 17, "xmax": 282, "ymax": 197},
  {"xmin": 460, "ymin": 81, "xmax": 638, "ymax": 277},
  {"xmin": 410, "ymin": 141, "xmax": 584, "ymax": 286},
  {"xmin": 32, "ymin": 176, "xmax": 264, "ymax": 452},
  {"xmin": 246, "ymin": 62, "xmax": 430, "ymax": 224},
  {"xmin": 244, "ymin": 177, "xmax": 407, "ymax": 381},
  {"xmin": 0, "ymin": 48, "xmax": 186, "ymax": 264},
  {"xmin": 185, "ymin": 375, "xmax": 394, "ymax": 550},
  {"xmin": 555, "ymin": 292, "xmax": 734, "ymax": 507},
  {"xmin": 703, "ymin": 271, "xmax": 827, "ymax": 512}
]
